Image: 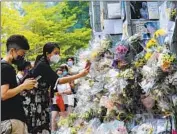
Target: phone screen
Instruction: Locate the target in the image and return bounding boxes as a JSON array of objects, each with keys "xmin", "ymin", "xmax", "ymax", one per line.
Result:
[
  {"xmin": 35, "ymin": 75, "xmax": 42, "ymax": 81},
  {"xmin": 85, "ymin": 60, "xmax": 91, "ymax": 69}
]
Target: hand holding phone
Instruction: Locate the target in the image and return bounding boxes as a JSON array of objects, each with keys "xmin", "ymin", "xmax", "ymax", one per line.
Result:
[
  {"xmin": 22, "ymin": 79, "xmax": 37, "ymax": 90},
  {"xmin": 34, "ymin": 76, "xmax": 41, "ymax": 88}
]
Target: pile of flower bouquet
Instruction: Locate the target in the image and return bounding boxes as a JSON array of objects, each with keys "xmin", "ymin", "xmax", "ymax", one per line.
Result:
[{"xmin": 57, "ymin": 30, "xmax": 177, "ymax": 134}]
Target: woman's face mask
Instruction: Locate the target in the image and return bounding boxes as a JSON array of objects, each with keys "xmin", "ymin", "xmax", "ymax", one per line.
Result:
[
  {"xmin": 62, "ymin": 70, "xmax": 68, "ymax": 76},
  {"xmin": 57, "ymin": 71, "xmax": 63, "ymax": 78},
  {"xmin": 58, "ymin": 74, "xmax": 62, "ymax": 78},
  {"xmin": 50, "ymin": 54, "xmax": 60, "ymax": 63}
]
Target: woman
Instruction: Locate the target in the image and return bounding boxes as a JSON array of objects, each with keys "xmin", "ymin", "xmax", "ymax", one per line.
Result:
[
  {"xmin": 51, "ymin": 66, "xmax": 73, "ymax": 134},
  {"xmin": 22, "ymin": 42, "xmax": 89, "ymax": 134},
  {"xmin": 57, "ymin": 64, "xmax": 75, "ymax": 113},
  {"xmin": 16, "ymin": 61, "xmax": 31, "ymax": 85}
]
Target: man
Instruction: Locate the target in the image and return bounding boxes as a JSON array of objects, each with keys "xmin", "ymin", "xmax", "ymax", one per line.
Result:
[
  {"xmin": 66, "ymin": 57, "xmax": 79, "ymax": 75},
  {"xmin": 66, "ymin": 57, "xmax": 74, "ymax": 69},
  {"xmin": 1, "ymin": 35, "xmax": 37, "ymax": 134},
  {"xmin": 144, "ymin": 22, "xmax": 157, "ymax": 38},
  {"xmin": 66, "ymin": 57, "xmax": 80, "ymax": 107},
  {"xmin": 140, "ymin": 2, "xmax": 149, "ymax": 19}
]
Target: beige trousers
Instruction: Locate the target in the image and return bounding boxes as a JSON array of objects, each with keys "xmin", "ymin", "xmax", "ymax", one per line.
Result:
[{"xmin": 10, "ymin": 119, "xmax": 28, "ymax": 134}]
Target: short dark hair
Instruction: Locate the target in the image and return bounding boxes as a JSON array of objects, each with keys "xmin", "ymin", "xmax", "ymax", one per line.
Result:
[
  {"xmin": 66, "ymin": 57, "xmax": 74, "ymax": 62},
  {"xmin": 17, "ymin": 61, "xmax": 31, "ymax": 71},
  {"xmin": 6, "ymin": 35, "xmax": 30, "ymax": 52}
]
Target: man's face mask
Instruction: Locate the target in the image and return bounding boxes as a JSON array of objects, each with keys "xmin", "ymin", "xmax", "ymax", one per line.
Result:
[
  {"xmin": 67, "ymin": 61, "xmax": 73, "ymax": 67},
  {"xmin": 12, "ymin": 49, "xmax": 25, "ymax": 66}
]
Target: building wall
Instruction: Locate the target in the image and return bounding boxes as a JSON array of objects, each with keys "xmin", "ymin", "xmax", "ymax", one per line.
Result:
[{"xmin": 90, "ymin": 1, "xmax": 162, "ymax": 46}]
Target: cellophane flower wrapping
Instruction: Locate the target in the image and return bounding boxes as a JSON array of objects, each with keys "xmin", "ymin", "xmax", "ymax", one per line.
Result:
[{"xmin": 56, "ymin": 30, "xmax": 177, "ymax": 133}]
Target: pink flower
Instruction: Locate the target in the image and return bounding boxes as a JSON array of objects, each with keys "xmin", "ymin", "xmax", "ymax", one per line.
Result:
[
  {"xmin": 116, "ymin": 45, "xmax": 128, "ymax": 54},
  {"xmin": 117, "ymin": 126, "xmax": 127, "ymax": 133},
  {"xmin": 172, "ymin": 130, "xmax": 177, "ymax": 134}
]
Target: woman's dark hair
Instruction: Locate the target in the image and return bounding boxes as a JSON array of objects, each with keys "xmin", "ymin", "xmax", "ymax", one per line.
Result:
[
  {"xmin": 34, "ymin": 55, "xmax": 43, "ymax": 66},
  {"xmin": 25, "ymin": 61, "xmax": 31, "ymax": 67},
  {"xmin": 34, "ymin": 42, "xmax": 60, "ymax": 66},
  {"xmin": 56, "ymin": 67, "xmax": 63, "ymax": 73},
  {"xmin": 60, "ymin": 64, "xmax": 69, "ymax": 72},
  {"xmin": 17, "ymin": 61, "xmax": 31, "ymax": 71}
]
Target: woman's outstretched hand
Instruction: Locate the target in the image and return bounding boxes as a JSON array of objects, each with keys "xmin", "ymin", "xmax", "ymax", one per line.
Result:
[{"xmin": 79, "ymin": 66, "xmax": 90, "ymax": 77}]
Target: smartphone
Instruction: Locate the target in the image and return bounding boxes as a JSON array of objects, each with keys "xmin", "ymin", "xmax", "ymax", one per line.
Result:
[
  {"xmin": 35, "ymin": 75, "xmax": 42, "ymax": 81},
  {"xmin": 85, "ymin": 60, "xmax": 91, "ymax": 69}
]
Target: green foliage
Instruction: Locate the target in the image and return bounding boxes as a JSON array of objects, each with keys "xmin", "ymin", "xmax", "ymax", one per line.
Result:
[
  {"xmin": 1, "ymin": 2, "xmax": 91, "ymax": 61},
  {"xmin": 61, "ymin": 1, "xmax": 91, "ymax": 30}
]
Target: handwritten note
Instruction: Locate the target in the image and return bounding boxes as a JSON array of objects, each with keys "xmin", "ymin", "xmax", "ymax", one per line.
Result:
[
  {"xmin": 107, "ymin": 3, "xmax": 121, "ymax": 19},
  {"xmin": 148, "ymin": 2, "xmax": 159, "ymax": 19},
  {"xmin": 103, "ymin": 19, "xmax": 123, "ymax": 34}
]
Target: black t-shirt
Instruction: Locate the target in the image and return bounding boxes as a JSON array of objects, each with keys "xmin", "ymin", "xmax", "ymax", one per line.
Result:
[
  {"xmin": 1, "ymin": 62, "xmax": 26, "ymax": 123},
  {"xmin": 32, "ymin": 57, "xmax": 58, "ymax": 97}
]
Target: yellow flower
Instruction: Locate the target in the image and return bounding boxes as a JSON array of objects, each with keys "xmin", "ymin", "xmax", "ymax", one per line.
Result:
[
  {"xmin": 146, "ymin": 38, "xmax": 157, "ymax": 49},
  {"xmin": 157, "ymin": 46, "xmax": 163, "ymax": 52},
  {"xmin": 134, "ymin": 62, "xmax": 139, "ymax": 67},
  {"xmin": 153, "ymin": 29, "xmax": 166, "ymax": 38},
  {"xmin": 134, "ymin": 59, "xmax": 145, "ymax": 67},
  {"xmin": 117, "ymin": 73, "xmax": 121, "ymax": 77},
  {"xmin": 149, "ymin": 128, "xmax": 154, "ymax": 134},
  {"xmin": 91, "ymin": 51, "xmax": 98, "ymax": 59},
  {"xmin": 170, "ymin": 55, "xmax": 176, "ymax": 62},
  {"xmin": 145, "ymin": 52, "xmax": 152, "ymax": 60},
  {"xmin": 171, "ymin": 9, "xmax": 177, "ymax": 16},
  {"xmin": 162, "ymin": 54, "xmax": 175, "ymax": 63},
  {"xmin": 86, "ymin": 127, "xmax": 92, "ymax": 134}
]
